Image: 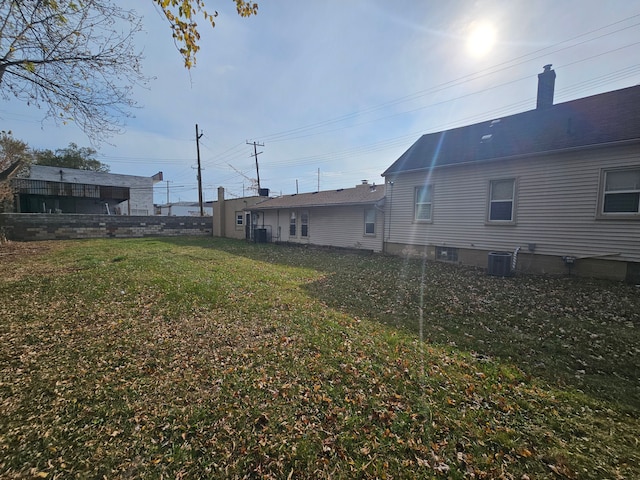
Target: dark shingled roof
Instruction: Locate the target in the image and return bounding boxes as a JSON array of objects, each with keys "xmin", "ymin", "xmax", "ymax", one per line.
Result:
[
  {"xmin": 383, "ymin": 84, "xmax": 640, "ymax": 176},
  {"xmin": 250, "ymin": 183, "xmax": 385, "ymax": 210}
]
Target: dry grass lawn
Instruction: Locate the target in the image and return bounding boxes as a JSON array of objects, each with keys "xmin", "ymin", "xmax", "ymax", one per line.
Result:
[{"xmin": 0, "ymin": 237, "xmax": 638, "ymax": 479}]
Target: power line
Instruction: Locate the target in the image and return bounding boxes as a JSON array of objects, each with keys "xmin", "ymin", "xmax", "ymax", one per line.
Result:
[
  {"xmin": 8, "ymin": 11, "xmax": 638, "ymax": 198},
  {"xmin": 252, "ymin": 14, "xmax": 640, "ymax": 144},
  {"xmin": 239, "ymin": 62, "xmax": 640, "ymax": 172}
]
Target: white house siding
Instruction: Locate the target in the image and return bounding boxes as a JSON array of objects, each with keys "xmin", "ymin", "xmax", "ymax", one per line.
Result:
[
  {"xmin": 258, "ymin": 205, "xmax": 384, "ymax": 252},
  {"xmin": 385, "ymin": 144, "xmax": 640, "ymax": 262}
]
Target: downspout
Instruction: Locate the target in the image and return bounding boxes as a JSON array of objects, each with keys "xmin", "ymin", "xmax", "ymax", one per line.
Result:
[
  {"xmin": 218, "ymin": 187, "xmax": 226, "ymax": 237},
  {"xmin": 512, "ymin": 246, "xmax": 520, "ymax": 272},
  {"xmin": 385, "ymin": 180, "xmax": 394, "ymax": 250}
]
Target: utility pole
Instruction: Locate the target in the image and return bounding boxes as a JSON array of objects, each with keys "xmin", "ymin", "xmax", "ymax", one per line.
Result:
[
  {"xmin": 166, "ymin": 180, "xmax": 171, "ymax": 204},
  {"xmin": 246, "ymin": 140, "xmax": 264, "ymax": 190},
  {"xmin": 196, "ymin": 124, "xmax": 204, "ymax": 216},
  {"xmin": 317, "ymin": 168, "xmax": 320, "ymax": 192},
  {"xmin": 227, "ymin": 163, "xmax": 259, "ymax": 194}
]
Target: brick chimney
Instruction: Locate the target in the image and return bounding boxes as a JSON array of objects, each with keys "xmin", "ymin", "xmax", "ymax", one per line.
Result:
[
  {"xmin": 216, "ymin": 186, "xmax": 225, "ymax": 237},
  {"xmin": 536, "ymin": 64, "xmax": 556, "ymax": 109}
]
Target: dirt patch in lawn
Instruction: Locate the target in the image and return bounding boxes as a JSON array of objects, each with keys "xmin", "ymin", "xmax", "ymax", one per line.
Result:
[{"xmin": 0, "ymin": 240, "xmax": 64, "ymax": 281}]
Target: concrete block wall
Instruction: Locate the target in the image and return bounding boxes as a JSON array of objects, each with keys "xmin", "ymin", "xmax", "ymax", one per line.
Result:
[{"xmin": 0, "ymin": 214, "xmax": 212, "ymax": 241}]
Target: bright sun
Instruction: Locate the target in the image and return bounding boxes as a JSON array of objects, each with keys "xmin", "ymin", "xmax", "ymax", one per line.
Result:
[{"xmin": 466, "ymin": 22, "xmax": 497, "ymax": 58}]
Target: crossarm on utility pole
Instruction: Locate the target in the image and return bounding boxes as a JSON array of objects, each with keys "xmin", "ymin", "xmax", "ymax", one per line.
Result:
[{"xmin": 246, "ymin": 140, "xmax": 264, "ymax": 190}]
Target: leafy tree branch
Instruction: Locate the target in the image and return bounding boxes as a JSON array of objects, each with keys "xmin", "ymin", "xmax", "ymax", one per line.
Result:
[
  {"xmin": 153, "ymin": 0, "xmax": 258, "ymax": 68},
  {"xmin": 0, "ymin": 131, "xmax": 31, "ymax": 212}
]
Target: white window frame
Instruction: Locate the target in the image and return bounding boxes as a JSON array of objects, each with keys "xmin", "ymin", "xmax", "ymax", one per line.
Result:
[
  {"xmin": 300, "ymin": 210, "xmax": 309, "ymax": 237},
  {"xmin": 414, "ymin": 185, "xmax": 433, "ymax": 222},
  {"xmin": 487, "ymin": 178, "xmax": 516, "ymax": 224},
  {"xmin": 289, "ymin": 211, "xmax": 296, "ymax": 237},
  {"xmin": 235, "ymin": 211, "xmax": 244, "ymax": 229},
  {"xmin": 364, "ymin": 208, "xmax": 376, "ymax": 235},
  {"xmin": 598, "ymin": 167, "xmax": 640, "ymax": 218}
]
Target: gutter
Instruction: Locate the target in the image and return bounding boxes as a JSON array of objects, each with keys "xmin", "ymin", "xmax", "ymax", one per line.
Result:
[
  {"xmin": 249, "ymin": 200, "xmax": 385, "ymax": 211},
  {"xmin": 382, "ymin": 137, "xmax": 640, "ymax": 177}
]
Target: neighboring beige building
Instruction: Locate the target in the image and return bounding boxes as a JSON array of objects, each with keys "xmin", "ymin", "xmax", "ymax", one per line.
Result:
[
  {"xmin": 382, "ymin": 66, "xmax": 640, "ymax": 282},
  {"xmin": 247, "ymin": 181, "xmax": 385, "ymax": 252},
  {"xmin": 212, "ymin": 187, "xmax": 263, "ymax": 240}
]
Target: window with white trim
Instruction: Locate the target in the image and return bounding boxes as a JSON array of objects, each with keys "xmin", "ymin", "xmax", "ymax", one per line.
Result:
[
  {"xmin": 235, "ymin": 212, "xmax": 244, "ymax": 227},
  {"xmin": 602, "ymin": 168, "xmax": 640, "ymax": 214},
  {"xmin": 301, "ymin": 211, "xmax": 309, "ymax": 237},
  {"xmin": 364, "ymin": 208, "xmax": 376, "ymax": 235},
  {"xmin": 414, "ymin": 185, "xmax": 433, "ymax": 222},
  {"xmin": 289, "ymin": 211, "xmax": 296, "ymax": 237},
  {"xmin": 488, "ymin": 178, "xmax": 515, "ymax": 222}
]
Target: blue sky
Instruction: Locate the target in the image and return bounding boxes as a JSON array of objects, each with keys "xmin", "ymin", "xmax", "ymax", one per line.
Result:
[{"xmin": 2, "ymin": 1, "xmax": 640, "ymax": 204}]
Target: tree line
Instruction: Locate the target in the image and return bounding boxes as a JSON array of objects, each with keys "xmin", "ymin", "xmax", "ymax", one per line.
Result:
[{"xmin": 0, "ymin": 133, "xmax": 109, "ymax": 173}]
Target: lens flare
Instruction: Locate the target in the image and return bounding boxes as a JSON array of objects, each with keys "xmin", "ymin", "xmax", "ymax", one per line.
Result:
[{"xmin": 466, "ymin": 22, "xmax": 497, "ymax": 58}]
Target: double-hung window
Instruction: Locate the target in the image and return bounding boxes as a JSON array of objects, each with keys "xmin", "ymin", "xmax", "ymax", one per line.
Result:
[
  {"xmin": 414, "ymin": 185, "xmax": 433, "ymax": 222},
  {"xmin": 602, "ymin": 168, "xmax": 640, "ymax": 215},
  {"xmin": 235, "ymin": 212, "xmax": 244, "ymax": 227},
  {"xmin": 289, "ymin": 211, "xmax": 296, "ymax": 237},
  {"xmin": 364, "ymin": 208, "xmax": 376, "ymax": 235},
  {"xmin": 488, "ymin": 178, "xmax": 515, "ymax": 222},
  {"xmin": 301, "ymin": 211, "xmax": 309, "ymax": 237}
]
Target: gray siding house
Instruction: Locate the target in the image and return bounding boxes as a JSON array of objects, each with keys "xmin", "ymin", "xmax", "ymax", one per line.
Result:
[
  {"xmin": 382, "ymin": 66, "xmax": 640, "ymax": 282},
  {"xmin": 248, "ymin": 181, "xmax": 385, "ymax": 252}
]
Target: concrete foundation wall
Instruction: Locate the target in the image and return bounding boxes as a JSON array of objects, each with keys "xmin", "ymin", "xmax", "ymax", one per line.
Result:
[
  {"xmin": 384, "ymin": 242, "xmax": 637, "ymax": 283},
  {"xmin": 0, "ymin": 213, "xmax": 212, "ymax": 241}
]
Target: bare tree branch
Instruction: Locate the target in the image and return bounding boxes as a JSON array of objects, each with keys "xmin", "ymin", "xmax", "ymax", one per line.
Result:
[{"xmin": 0, "ymin": 0, "xmax": 149, "ymax": 143}]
